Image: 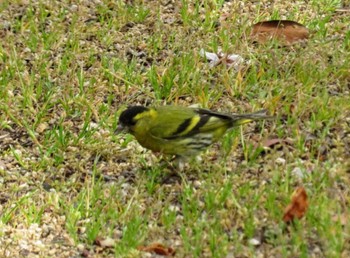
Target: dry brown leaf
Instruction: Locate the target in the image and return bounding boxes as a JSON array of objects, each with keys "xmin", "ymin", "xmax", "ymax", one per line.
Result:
[
  {"xmin": 251, "ymin": 20, "xmax": 309, "ymax": 45},
  {"xmin": 283, "ymin": 187, "xmax": 309, "ymax": 223},
  {"xmin": 138, "ymin": 242, "xmax": 176, "ymax": 256},
  {"xmin": 253, "ymin": 137, "xmax": 294, "ymax": 152},
  {"xmin": 262, "ymin": 138, "xmax": 285, "ymax": 148},
  {"xmin": 265, "ymin": 138, "xmax": 293, "ymax": 148}
]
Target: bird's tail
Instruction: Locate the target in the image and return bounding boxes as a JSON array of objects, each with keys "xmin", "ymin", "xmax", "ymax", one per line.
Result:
[{"xmin": 231, "ymin": 109, "xmax": 274, "ymax": 126}]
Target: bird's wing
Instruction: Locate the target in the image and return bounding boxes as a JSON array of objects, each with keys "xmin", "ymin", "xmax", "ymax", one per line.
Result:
[
  {"xmin": 148, "ymin": 107, "xmax": 232, "ymax": 139},
  {"xmin": 147, "ymin": 106, "xmax": 197, "ymax": 139},
  {"xmin": 191, "ymin": 108, "xmax": 233, "ymax": 133}
]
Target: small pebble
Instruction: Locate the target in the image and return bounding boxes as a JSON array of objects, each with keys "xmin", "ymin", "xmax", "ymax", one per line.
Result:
[
  {"xmin": 275, "ymin": 157, "xmax": 286, "ymax": 165},
  {"xmin": 77, "ymin": 243, "xmax": 85, "ymax": 252},
  {"xmin": 248, "ymin": 238, "xmax": 261, "ymax": 246},
  {"xmin": 291, "ymin": 167, "xmax": 304, "ymax": 179},
  {"xmin": 193, "ymin": 180, "xmax": 202, "ymax": 188},
  {"xmin": 70, "ymin": 4, "xmax": 78, "ymax": 12}
]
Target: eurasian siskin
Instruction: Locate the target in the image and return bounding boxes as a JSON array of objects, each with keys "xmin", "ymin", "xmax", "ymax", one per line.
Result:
[{"xmin": 117, "ymin": 105, "xmax": 272, "ymax": 159}]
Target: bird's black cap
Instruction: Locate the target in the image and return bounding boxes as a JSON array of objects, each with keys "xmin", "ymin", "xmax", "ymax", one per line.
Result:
[{"xmin": 119, "ymin": 106, "xmax": 149, "ymax": 126}]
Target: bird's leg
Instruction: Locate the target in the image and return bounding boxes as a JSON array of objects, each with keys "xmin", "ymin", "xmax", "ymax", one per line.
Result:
[
  {"xmin": 158, "ymin": 155, "xmax": 186, "ymax": 184},
  {"xmin": 158, "ymin": 155, "xmax": 172, "ymax": 168},
  {"xmin": 158, "ymin": 155, "xmax": 184, "ymax": 171}
]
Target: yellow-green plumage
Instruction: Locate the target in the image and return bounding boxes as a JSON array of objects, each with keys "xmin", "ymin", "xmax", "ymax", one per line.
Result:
[{"xmin": 118, "ymin": 105, "xmax": 272, "ymax": 157}]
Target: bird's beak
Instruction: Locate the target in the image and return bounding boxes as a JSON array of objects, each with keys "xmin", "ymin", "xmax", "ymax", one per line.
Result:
[{"xmin": 115, "ymin": 123, "xmax": 126, "ymax": 134}]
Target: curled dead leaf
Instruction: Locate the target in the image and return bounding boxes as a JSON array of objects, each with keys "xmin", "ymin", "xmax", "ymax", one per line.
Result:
[
  {"xmin": 283, "ymin": 187, "xmax": 309, "ymax": 223},
  {"xmin": 251, "ymin": 20, "xmax": 309, "ymax": 45},
  {"xmin": 138, "ymin": 242, "xmax": 175, "ymax": 256}
]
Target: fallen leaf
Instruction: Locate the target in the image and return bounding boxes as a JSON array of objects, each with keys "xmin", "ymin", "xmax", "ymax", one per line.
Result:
[
  {"xmin": 199, "ymin": 49, "xmax": 245, "ymax": 70},
  {"xmin": 138, "ymin": 242, "xmax": 175, "ymax": 256},
  {"xmin": 283, "ymin": 187, "xmax": 309, "ymax": 223},
  {"xmin": 199, "ymin": 49, "xmax": 220, "ymax": 65},
  {"xmin": 262, "ymin": 138, "xmax": 284, "ymax": 148},
  {"xmin": 254, "ymin": 137, "xmax": 294, "ymax": 152},
  {"xmin": 251, "ymin": 20, "xmax": 309, "ymax": 45}
]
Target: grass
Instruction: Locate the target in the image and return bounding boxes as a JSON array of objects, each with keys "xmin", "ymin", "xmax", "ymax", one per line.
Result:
[{"xmin": 1, "ymin": 0, "xmax": 350, "ymax": 257}]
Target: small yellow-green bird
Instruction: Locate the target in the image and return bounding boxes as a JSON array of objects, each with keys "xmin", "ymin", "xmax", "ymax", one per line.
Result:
[{"xmin": 118, "ymin": 105, "xmax": 272, "ymax": 159}]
